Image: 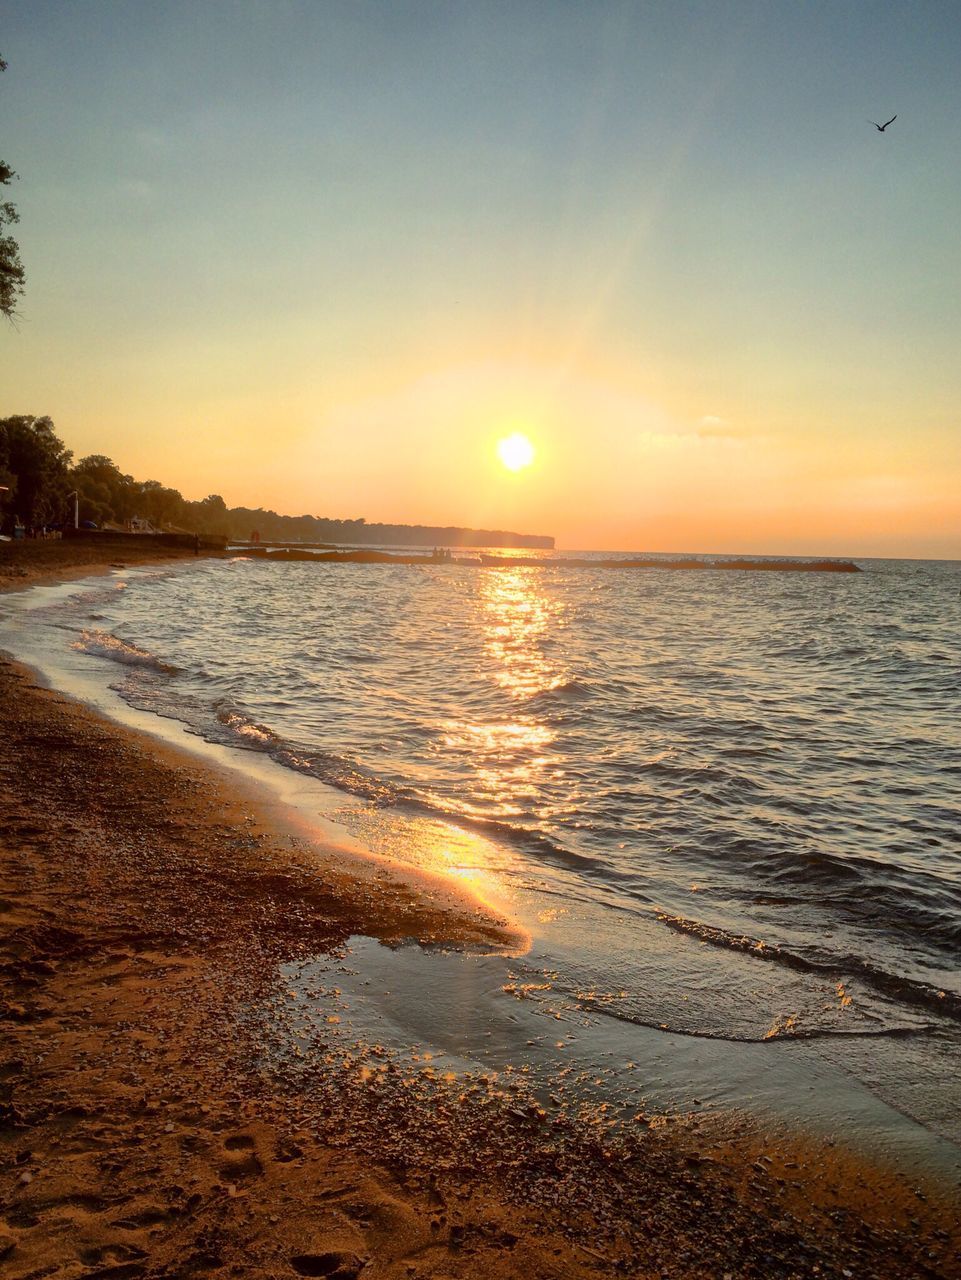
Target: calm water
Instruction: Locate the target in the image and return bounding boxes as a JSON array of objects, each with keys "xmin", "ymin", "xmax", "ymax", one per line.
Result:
[{"xmin": 4, "ymin": 552, "xmax": 960, "ymax": 1152}]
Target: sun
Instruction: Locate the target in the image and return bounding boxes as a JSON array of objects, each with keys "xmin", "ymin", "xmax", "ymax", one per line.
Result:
[{"xmin": 496, "ymin": 432, "xmax": 536, "ymax": 472}]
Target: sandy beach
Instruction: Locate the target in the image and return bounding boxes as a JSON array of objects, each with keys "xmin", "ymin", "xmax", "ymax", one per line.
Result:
[{"xmin": 1, "ymin": 542, "xmax": 959, "ymax": 1280}]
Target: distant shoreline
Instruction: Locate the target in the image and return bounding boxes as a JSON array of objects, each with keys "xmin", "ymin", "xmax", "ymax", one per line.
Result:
[
  {"xmin": 236, "ymin": 544, "xmax": 862, "ymax": 572},
  {"xmin": 27, "ymin": 528, "xmax": 867, "ymax": 573},
  {"xmin": 5, "ymin": 531, "xmax": 862, "ymax": 574}
]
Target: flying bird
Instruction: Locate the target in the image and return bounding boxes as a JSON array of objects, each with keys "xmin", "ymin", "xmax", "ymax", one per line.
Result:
[{"xmin": 870, "ymin": 115, "xmax": 897, "ymax": 131}]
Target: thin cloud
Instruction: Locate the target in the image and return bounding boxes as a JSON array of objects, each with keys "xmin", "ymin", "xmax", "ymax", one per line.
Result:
[{"xmin": 696, "ymin": 415, "xmax": 746, "ymax": 440}]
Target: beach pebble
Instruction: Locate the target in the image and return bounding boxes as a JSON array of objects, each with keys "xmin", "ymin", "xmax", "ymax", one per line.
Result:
[{"xmin": 17, "ymin": 1170, "xmax": 33, "ymax": 1185}]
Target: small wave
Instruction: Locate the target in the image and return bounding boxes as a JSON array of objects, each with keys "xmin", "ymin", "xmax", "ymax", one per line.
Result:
[
  {"xmin": 271, "ymin": 744, "xmax": 399, "ymax": 806},
  {"xmin": 635, "ymin": 757, "xmax": 766, "ymax": 797},
  {"xmin": 204, "ymin": 701, "xmax": 394, "ymax": 800},
  {"xmin": 691, "ymin": 834, "xmax": 961, "ymax": 947},
  {"xmin": 654, "ymin": 912, "xmax": 961, "ymax": 1022},
  {"xmin": 400, "ymin": 794, "xmax": 606, "ymax": 875},
  {"xmin": 67, "ymin": 584, "xmax": 128, "ymax": 608},
  {"xmin": 202, "ymin": 709, "xmax": 603, "ymax": 872},
  {"xmin": 215, "ymin": 704, "xmax": 279, "ymax": 747},
  {"xmin": 527, "ymin": 678, "xmax": 598, "ymax": 705},
  {"xmin": 572, "ymin": 994, "xmax": 937, "ymax": 1044},
  {"xmin": 71, "ymin": 630, "xmax": 179, "ymax": 676}
]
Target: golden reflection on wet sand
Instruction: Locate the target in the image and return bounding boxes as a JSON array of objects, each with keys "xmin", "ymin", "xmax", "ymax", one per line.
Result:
[{"xmin": 352, "ymin": 806, "xmax": 527, "ymax": 945}]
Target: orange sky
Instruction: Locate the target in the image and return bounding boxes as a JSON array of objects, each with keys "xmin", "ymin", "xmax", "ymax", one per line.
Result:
[{"xmin": 2, "ymin": 3, "xmax": 960, "ymax": 557}]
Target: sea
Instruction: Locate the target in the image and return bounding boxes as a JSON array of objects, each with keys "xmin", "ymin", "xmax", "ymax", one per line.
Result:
[{"xmin": 3, "ymin": 550, "xmax": 959, "ymax": 1178}]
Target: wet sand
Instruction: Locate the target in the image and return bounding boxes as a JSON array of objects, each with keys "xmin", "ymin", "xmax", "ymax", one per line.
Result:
[
  {"xmin": 0, "ymin": 536, "xmax": 223, "ymax": 591},
  {"xmin": 1, "ymin": 542, "xmax": 959, "ymax": 1279}
]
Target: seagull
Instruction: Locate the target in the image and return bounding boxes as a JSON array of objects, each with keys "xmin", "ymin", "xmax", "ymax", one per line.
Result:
[{"xmin": 870, "ymin": 115, "xmax": 897, "ymax": 131}]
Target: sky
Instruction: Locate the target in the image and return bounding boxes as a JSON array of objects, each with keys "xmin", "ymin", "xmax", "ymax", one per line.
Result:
[{"xmin": 1, "ymin": 0, "xmax": 960, "ymax": 556}]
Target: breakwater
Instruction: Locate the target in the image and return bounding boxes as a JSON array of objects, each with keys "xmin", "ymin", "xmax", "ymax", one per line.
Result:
[{"xmin": 239, "ymin": 546, "xmax": 861, "ymax": 572}]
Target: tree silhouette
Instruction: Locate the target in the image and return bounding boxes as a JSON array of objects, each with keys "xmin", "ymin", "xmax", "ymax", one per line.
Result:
[
  {"xmin": 0, "ymin": 54, "xmax": 26, "ymax": 320},
  {"xmin": 0, "ymin": 416, "xmax": 72, "ymax": 528}
]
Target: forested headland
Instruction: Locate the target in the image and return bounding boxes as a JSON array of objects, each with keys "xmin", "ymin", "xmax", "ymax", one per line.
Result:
[{"xmin": 0, "ymin": 415, "xmax": 553, "ymax": 549}]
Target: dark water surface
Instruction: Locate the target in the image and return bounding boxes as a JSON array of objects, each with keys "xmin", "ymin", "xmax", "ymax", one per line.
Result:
[{"xmin": 3, "ymin": 552, "xmax": 959, "ymax": 1165}]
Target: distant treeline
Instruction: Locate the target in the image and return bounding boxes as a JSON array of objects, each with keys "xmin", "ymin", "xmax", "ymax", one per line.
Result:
[
  {"xmin": 0, "ymin": 415, "xmax": 554, "ymax": 549},
  {"xmin": 231, "ymin": 516, "xmax": 554, "ymax": 549}
]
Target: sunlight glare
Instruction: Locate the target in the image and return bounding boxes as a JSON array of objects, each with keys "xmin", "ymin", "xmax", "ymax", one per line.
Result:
[{"xmin": 496, "ymin": 432, "xmax": 536, "ymax": 472}]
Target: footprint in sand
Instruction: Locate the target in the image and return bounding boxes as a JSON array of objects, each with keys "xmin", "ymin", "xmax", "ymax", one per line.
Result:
[
  {"xmin": 288, "ymin": 1252, "xmax": 367, "ymax": 1279},
  {"xmin": 219, "ymin": 1131, "xmax": 264, "ymax": 1184}
]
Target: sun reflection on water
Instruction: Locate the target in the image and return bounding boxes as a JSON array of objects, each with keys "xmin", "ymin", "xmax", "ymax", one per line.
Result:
[
  {"xmin": 435, "ymin": 567, "xmax": 568, "ymax": 828},
  {"xmin": 480, "ymin": 567, "xmax": 566, "ymax": 700},
  {"xmin": 320, "ymin": 566, "xmax": 571, "ymax": 941},
  {"xmin": 358, "ymin": 567, "xmax": 568, "ymax": 932}
]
